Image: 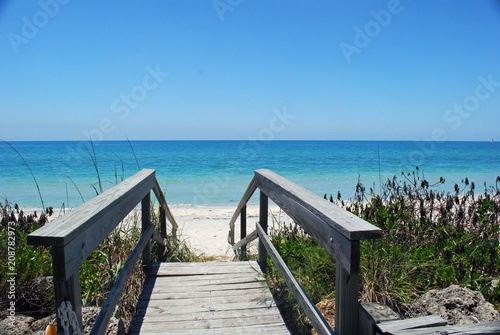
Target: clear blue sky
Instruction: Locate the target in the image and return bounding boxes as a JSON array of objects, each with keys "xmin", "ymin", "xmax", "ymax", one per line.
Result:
[{"xmin": 1, "ymin": 0, "xmax": 499, "ymax": 141}]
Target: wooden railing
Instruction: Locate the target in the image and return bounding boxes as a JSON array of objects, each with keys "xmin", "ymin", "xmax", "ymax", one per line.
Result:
[
  {"xmin": 229, "ymin": 169, "xmax": 383, "ymax": 335},
  {"xmin": 28, "ymin": 169, "xmax": 177, "ymax": 335}
]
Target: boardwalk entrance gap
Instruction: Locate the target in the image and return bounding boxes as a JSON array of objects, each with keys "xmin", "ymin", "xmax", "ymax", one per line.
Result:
[{"xmin": 28, "ymin": 168, "xmax": 382, "ymax": 334}]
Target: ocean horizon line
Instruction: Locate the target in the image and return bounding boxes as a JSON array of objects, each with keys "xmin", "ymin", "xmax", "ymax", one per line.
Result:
[{"xmin": 2, "ymin": 139, "xmax": 497, "ymax": 143}]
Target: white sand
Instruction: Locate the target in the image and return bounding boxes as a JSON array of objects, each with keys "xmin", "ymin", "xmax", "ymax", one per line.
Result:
[
  {"xmin": 169, "ymin": 204, "xmax": 294, "ymax": 260},
  {"xmin": 20, "ymin": 203, "xmax": 294, "ymax": 261}
]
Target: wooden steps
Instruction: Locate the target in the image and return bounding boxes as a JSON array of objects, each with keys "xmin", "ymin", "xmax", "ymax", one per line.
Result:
[{"xmin": 129, "ymin": 261, "xmax": 290, "ymax": 335}]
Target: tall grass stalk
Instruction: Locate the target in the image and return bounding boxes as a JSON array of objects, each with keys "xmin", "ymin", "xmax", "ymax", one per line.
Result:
[
  {"xmin": 87, "ymin": 138, "xmax": 103, "ymax": 194},
  {"xmin": 126, "ymin": 134, "xmax": 141, "ymax": 170},
  {"xmin": 2, "ymin": 140, "xmax": 45, "ymax": 210},
  {"xmin": 65, "ymin": 175, "xmax": 85, "ymax": 204}
]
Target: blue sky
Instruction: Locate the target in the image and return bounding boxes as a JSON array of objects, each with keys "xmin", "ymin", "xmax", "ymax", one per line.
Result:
[{"xmin": 1, "ymin": 0, "xmax": 499, "ymax": 141}]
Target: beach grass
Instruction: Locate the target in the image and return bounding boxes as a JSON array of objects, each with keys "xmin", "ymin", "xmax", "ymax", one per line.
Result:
[
  {"xmin": 262, "ymin": 169, "xmax": 499, "ymax": 333},
  {"xmin": 1, "ymin": 166, "xmax": 499, "ymax": 333},
  {"xmin": 0, "ymin": 200, "xmax": 200, "ymax": 331}
]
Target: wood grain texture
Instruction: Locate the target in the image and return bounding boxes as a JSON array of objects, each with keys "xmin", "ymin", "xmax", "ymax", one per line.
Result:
[
  {"xmin": 232, "ymin": 230, "xmax": 258, "ymax": 253},
  {"xmin": 30, "ymin": 169, "xmax": 157, "ymax": 280},
  {"xmin": 153, "ymin": 177, "xmax": 178, "ymax": 233},
  {"xmin": 129, "ymin": 261, "xmax": 290, "ymax": 335},
  {"xmin": 385, "ymin": 320, "xmax": 500, "ymax": 335},
  {"xmin": 335, "ymin": 264, "xmax": 360, "ymax": 335},
  {"xmin": 228, "ymin": 176, "xmax": 257, "ymax": 244},
  {"xmin": 254, "ymin": 169, "xmax": 382, "ymax": 241},
  {"xmin": 28, "ymin": 169, "xmax": 156, "ymax": 246},
  {"xmin": 376, "ymin": 315, "xmax": 447, "ymax": 334}
]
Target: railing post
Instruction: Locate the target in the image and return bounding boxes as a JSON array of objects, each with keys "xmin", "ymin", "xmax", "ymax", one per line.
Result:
[
  {"xmin": 258, "ymin": 191, "xmax": 268, "ymax": 272},
  {"xmin": 159, "ymin": 205, "xmax": 166, "ymax": 239},
  {"xmin": 142, "ymin": 192, "xmax": 152, "ymax": 267},
  {"xmin": 240, "ymin": 205, "xmax": 247, "ymax": 260},
  {"xmin": 335, "ymin": 241, "xmax": 360, "ymax": 335},
  {"xmin": 52, "ymin": 247, "xmax": 83, "ymax": 334}
]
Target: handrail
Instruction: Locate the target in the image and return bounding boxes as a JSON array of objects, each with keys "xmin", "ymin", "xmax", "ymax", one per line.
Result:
[
  {"xmin": 231, "ymin": 169, "xmax": 383, "ymax": 335},
  {"xmin": 227, "ymin": 175, "xmax": 257, "ymax": 244},
  {"xmin": 153, "ymin": 177, "xmax": 178, "ymax": 235},
  {"xmin": 28, "ymin": 169, "xmax": 177, "ymax": 335}
]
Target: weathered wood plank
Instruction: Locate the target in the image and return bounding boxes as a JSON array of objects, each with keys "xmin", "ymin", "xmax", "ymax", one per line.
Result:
[
  {"xmin": 146, "ymin": 269, "xmax": 263, "ymax": 281},
  {"xmin": 135, "ymin": 298, "xmax": 276, "ymax": 316},
  {"xmin": 240, "ymin": 204, "xmax": 247, "ymax": 258},
  {"xmin": 30, "ymin": 169, "xmax": 157, "ymax": 280},
  {"xmin": 256, "ymin": 222, "xmax": 334, "ymax": 335},
  {"xmin": 141, "ymin": 192, "xmax": 152, "ymax": 267},
  {"xmin": 134, "ymin": 306, "xmax": 285, "ymax": 321},
  {"xmin": 143, "ymin": 272, "xmax": 264, "ymax": 286},
  {"xmin": 129, "ymin": 324, "xmax": 291, "ymax": 335},
  {"xmin": 151, "ymin": 261, "xmax": 261, "ymax": 276},
  {"xmin": 258, "ymin": 191, "xmax": 269, "ymax": 273},
  {"xmin": 143, "ymin": 282, "xmax": 267, "ymax": 295},
  {"xmin": 255, "ymin": 168, "xmax": 382, "ymax": 241},
  {"xmin": 152, "ymin": 177, "xmax": 178, "ymax": 233},
  {"xmin": 130, "ymin": 261, "xmax": 290, "ymax": 335},
  {"xmin": 228, "ymin": 176, "xmax": 257, "ymax": 244},
  {"xmin": 232, "ymin": 230, "xmax": 258, "ymax": 252},
  {"xmin": 137, "ymin": 296, "xmax": 275, "ymax": 311},
  {"xmin": 28, "ymin": 169, "xmax": 156, "ymax": 246},
  {"xmin": 140, "ymin": 287, "xmax": 269, "ymax": 301},
  {"xmin": 254, "ymin": 169, "xmax": 363, "ymax": 274},
  {"xmin": 335, "ymin": 263, "xmax": 360, "ymax": 335},
  {"xmin": 388, "ymin": 320, "xmax": 500, "ymax": 335},
  {"xmin": 377, "ymin": 315, "xmax": 447, "ymax": 334},
  {"xmin": 52, "ymin": 271, "xmax": 83, "ymax": 334},
  {"xmin": 130, "ymin": 314, "xmax": 285, "ymax": 331},
  {"xmin": 264, "ymin": 184, "xmax": 360, "ymax": 274}
]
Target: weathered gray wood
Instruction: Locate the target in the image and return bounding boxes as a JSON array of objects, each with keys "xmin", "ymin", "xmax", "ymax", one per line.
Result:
[
  {"xmin": 256, "ymin": 223, "xmax": 334, "ymax": 335},
  {"xmin": 130, "ymin": 314, "xmax": 285, "ymax": 331},
  {"xmin": 28, "ymin": 169, "xmax": 156, "ymax": 246},
  {"xmin": 240, "ymin": 204, "xmax": 247, "ymax": 259},
  {"xmin": 152, "ymin": 177, "xmax": 178, "ymax": 234},
  {"xmin": 139, "ymin": 286, "xmax": 267, "ymax": 300},
  {"xmin": 142, "ymin": 192, "xmax": 152, "ymax": 267},
  {"xmin": 27, "ymin": 169, "xmax": 182, "ymax": 335},
  {"xmin": 151, "ymin": 230, "xmax": 165, "ymax": 246},
  {"xmin": 29, "ymin": 169, "xmax": 157, "ymax": 280},
  {"xmin": 151, "ymin": 261, "xmax": 261, "ymax": 276},
  {"xmin": 359, "ymin": 303, "xmax": 400, "ymax": 335},
  {"xmin": 254, "ymin": 169, "xmax": 368, "ymax": 274},
  {"xmin": 335, "ymin": 262, "xmax": 360, "ymax": 335},
  {"xmin": 159, "ymin": 206, "xmax": 166, "ymax": 237},
  {"xmin": 232, "ymin": 230, "xmax": 258, "ymax": 252},
  {"xmin": 129, "ymin": 324, "xmax": 291, "ymax": 335},
  {"xmin": 261, "ymin": 184, "xmax": 360, "ymax": 274},
  {"xmin": 377, "ymin": 315, "xmax": 447, "ymax": 334},
  {"xmin": 254, "ymin": 169, "xmax": 382, "ymax": 241},
  {"xmin": 228, "ymin": 176, "xmax": 257, "ymax": 244},
  {"xmin": 388, "ymin": 320, "xmax": 500, "ymax": 335},
  {"xmin": 258, "ymin": 191, "xmax": 269, "ymax": 273},
  {"xmin": 53, "ymin": 270, "xmax": 83, "ymax": 334},
  {"xmin": 130, "ymin": 261, "xmax": 289, "ymax": 335},
  {"xmin": 89, "ymin": 224, "xmax": 154, "ymax": 335}
]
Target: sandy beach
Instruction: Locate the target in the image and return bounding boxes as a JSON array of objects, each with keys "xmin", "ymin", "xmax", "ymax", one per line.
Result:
[{"xmin": 169, "ymin": 204, "xmax": 294, "ymax": 260}]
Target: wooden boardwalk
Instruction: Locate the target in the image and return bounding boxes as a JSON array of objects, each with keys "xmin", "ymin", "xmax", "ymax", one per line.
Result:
[{"xmin": 129, "ymin": 261, "xmax": 290, "ymax": 335}]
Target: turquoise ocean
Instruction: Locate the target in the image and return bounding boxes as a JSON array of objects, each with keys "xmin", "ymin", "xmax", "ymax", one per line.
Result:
[{"xmin": 0, "ymin": 140, "xmax": 499, "ymax": 210}]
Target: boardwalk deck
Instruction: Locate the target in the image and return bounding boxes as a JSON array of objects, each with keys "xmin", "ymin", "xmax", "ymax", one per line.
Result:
[{"xmin": 129, "ymin": 261, "xmax": 290, "ymax": 335}]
